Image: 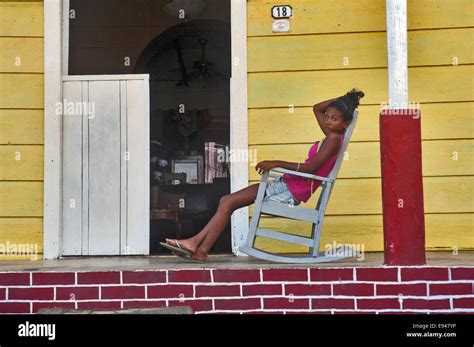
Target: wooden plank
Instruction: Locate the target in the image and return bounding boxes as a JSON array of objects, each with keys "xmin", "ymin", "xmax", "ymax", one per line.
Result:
[
  {"xmin": 125, "ymin": 78, "xmax": 150, "ymax": 255},
  {"xmin": 0, "ymin": 38, "xmax": 43, "ymax": 73},
  {"xmin": 0, "ymin": 145, "xmax": 43, "ymax": 180},
  {"xmin": 43, "ymin": 0, "xmax": 62, "ymax": 260},
  {"xmin": 249, "ymin": 176, "xmax": 474, "ymax": 215},
  {"xmin": 386, "ymin": 0, "xmax": 408, "ymax": 108},
  {"xmin": 249, "ymin": 103, "xmax": 474, "ymax": 144},
  {"xmin": 248, "ymin": 0, "xmax": 386, "ymax": 36},
  {"xmin": 261, "ymin": 200, "xmax": 319, "ymax": 223},
  {"xmin": 256, "ymin": 227, "xmax": 314, "ymax": 247},
  {"xmin": 0, "ymin": 182, "xmax": 43, "ymax": 217},
  {"xmin": 248, "ymin": 0, "xmax": 473, "ymax": 36},
  {"xmin": 408, "ymin": 28, "xmax": 474, "ymax": 67},
  {"xmin": 409, "ymin": 65, "xmax": 474, "ymax": 103},
  {"xmin": 254, "ymin": 213, "xmax": 474, "ymax": 252},
  {"xmin": 248, "ymin": 65, "xmax": 473, "ymax": 108},
  {"xmin": 0, "ymin": 110, "xmax": 44, "ymax": 144},
  {"xmin": 0, "ymin": 218, "xmax": 43, "ymax": 254},
  {"xmin": 87, "ymin": 80, "xmax": 121, "ymax": 255},
  {"xmin": 248, "ymin": 28, "xmax": 474, "ymax": 72},
  {"xmin": 248, "ymin": 32, "xmax": 386, "ymax": 72},
  {"xmin": 120, "ymin": 81, "xmax": 127, "ymax": 255},
  {"xmin": 408, "ymin": 0, "xmax": 474, "ymax": 30},
  {"xmin": 249, "ymin": 139, "xmax": 474, "ymax": 180},
  {"xmin": 0, "ymin": 2, "xmax": 43, "ymax": 37},
  {"xmin": 249, "ymin": 68, "xmax": 386, "ymax": 107},
  {"xmin": 63, "ymin": 74, "xmax": 150, "ymax": 81},
  {"xmin": 61, "ymin": 80, "xmax": 84, "ymax": 256},
  {"xmin": 0, "ymin": 74, "xmax": 43, "ymax": 109},
  {"xmin": 0, "ymin": 254, "xmax": 43, "ymax": 260},
  {"xmin": 0, "ymin": 253, "xmax": 42, "ymax": 260},
  {"xmin": 81, "ymin": 81, "xmax": 89, "ymax": 256}
]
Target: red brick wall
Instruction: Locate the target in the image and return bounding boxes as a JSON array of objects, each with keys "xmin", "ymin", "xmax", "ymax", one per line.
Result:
[{"xmin": 0, "ymin": 267, "xmax": 472, "ymax": 314}]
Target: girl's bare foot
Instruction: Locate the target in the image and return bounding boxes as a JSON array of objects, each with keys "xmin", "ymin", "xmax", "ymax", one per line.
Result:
[
  {"xmin": 190, "ymin": 251, "xmax": 208, "ymax": 262},
  {"xmin": 166, "ymin": 239, "xmax": 208, "ymax": 262},
  {"xmin": 165, "ymin": 238, "xmax": 197, "ymax": 254},
  {"xmin": 172, "ymin": 249, "xmax": 208, "ymax": 262}
]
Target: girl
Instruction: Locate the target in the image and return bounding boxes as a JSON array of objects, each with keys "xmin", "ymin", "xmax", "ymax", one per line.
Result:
[{"xmin": 161, "ymin": 88, "xmax": 365, "ymax": 261}]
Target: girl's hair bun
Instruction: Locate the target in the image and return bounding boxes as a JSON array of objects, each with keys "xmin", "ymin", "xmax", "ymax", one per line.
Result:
[{"xmin": 344, "ymin": 88, "xmax": 365, "ymax": 109}]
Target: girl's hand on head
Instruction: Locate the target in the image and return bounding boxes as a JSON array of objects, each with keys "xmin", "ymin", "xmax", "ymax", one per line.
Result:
[{"xmin": 255, "ymin": 160, "xmax": 278, "ymax": 175}]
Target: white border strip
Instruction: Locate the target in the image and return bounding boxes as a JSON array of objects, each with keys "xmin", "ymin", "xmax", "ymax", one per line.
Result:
[
  {"xmin": 44, "ymin": 0, "xmax": 63, "ymax": 259},
  {"xmin": 230, "ymin": 0, "xmax": 250, "ymax": 256},
  {"xmin": 386, "ymin": 0, "xmax": 408, "ymax": 108},
  {"xmin": 62, "ymin": 74, "xmax": 151, "ymax": 81}
]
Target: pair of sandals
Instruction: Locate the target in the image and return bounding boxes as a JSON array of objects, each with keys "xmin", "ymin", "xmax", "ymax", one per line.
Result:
[{"xmin": 159, "ymin": 241, "xmax": 206, "ymax": 263}]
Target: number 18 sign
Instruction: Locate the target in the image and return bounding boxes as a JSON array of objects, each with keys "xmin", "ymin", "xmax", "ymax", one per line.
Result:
[{"xmin": 272, "ymin": 5, "xmax": 293, "ymax": 19}]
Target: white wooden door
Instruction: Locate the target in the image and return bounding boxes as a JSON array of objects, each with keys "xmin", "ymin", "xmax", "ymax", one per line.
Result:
[{"xmin": 62, "ymin": 75, "xmax": 150, "ymax": 256}]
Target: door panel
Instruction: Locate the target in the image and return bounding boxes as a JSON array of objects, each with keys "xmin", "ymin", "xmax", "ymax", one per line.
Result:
[
  {"xmin": 124, "ymin": 79, "xmax": 150, "ymax": 255},
  {"xmin": 62, "ymin": 81, "xmax": 84, "ymax": 255},
  {"xmin": 88, "ymin": 80, "xmax": 121, "ymax": 255},
  {"xmin": 62, "ymin": 75, "xmax": 150, "ymax": 256}
]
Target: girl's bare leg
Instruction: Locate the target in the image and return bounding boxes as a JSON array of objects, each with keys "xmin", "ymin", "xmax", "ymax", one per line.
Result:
[{"xmin": 166, "ymin": 183, "xmax": 260, "ymax": 259}]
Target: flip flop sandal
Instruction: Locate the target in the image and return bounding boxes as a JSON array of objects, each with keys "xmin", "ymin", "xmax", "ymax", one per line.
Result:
[
  {"xmin": 159, "ymin": 241, "xmax": 192, "ymax": 257},
  {"xmin": 171, "ymin": 251, "xmax": 206, "ymax": 263}
]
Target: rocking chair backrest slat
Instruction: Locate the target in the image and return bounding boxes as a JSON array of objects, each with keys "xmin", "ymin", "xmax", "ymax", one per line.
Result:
[
  {"xmin": 315, "ymin": 109, "xmax": 358, "ymax": 212},
  {"xmin": 327, "ymin": 110, "xmax": 358, "ymax": 181}
]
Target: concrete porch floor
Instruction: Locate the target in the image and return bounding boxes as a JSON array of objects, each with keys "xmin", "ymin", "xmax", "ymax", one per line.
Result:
[{"xmin": 0, "ymin": 251, "xmax": 472, "ymax": 272}]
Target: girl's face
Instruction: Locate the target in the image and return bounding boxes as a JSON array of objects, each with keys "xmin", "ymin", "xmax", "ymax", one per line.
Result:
[{"xmin": 324, "ymin": 106, "xmax": 349, "ymax": 134}]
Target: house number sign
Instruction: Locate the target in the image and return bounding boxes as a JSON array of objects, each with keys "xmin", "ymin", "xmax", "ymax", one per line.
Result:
[{"xmin": 271, "ymin": 5, "xmax": 292, "ymax": 19}]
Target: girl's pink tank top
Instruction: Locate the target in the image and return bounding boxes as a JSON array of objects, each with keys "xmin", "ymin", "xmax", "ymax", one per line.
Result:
[{"xmin": 283, "ymin": 132, "xmax": 344, "ymax": 203}]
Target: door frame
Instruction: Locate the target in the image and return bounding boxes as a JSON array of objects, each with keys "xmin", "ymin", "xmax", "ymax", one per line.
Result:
[{"xmin": 44, "ymin": 0, "xmax": 249, "ymax": 259}]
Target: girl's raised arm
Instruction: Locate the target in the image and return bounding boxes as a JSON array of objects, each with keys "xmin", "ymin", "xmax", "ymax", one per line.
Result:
[{"xmin": 313, "ymin": 97, "xmax": 338, "ymax": 136}]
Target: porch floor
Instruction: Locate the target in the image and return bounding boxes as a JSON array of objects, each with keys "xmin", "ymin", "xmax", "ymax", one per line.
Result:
[{"xmin": 0, "ymin": 251, "xmax": 472, "ymax": 272}]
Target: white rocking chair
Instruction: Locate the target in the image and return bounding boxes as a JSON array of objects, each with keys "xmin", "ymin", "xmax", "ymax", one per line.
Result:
[{"xmin": 239, "ymin": 110, "xmax": 358, "ymax": 263}]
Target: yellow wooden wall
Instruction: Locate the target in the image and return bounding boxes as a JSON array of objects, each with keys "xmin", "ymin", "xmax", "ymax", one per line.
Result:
[
  {"xmin": 247, "ymin": 0, "xmax": 474, "ymax": 253},
  {"xmin": 0, "ymin": 0, "xmax": 44, "ymax": 260},
  {"xmin": 0, "ymin": 0, "xmax": 471, "ymax": 260}
]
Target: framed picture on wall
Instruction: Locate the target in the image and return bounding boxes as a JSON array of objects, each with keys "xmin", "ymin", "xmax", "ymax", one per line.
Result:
[
  {"xmin": 171, "ymin": 156, "xmax": 204, "ymax": 184},
  {"xmin": 205, "ymin": 142, "xmax": 230, "ymax": 183}
]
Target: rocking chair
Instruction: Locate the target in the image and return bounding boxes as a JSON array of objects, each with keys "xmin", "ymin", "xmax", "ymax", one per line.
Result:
[{"xmin": 239, "ymin": 110, "xmax": 358, "ymax": 263}]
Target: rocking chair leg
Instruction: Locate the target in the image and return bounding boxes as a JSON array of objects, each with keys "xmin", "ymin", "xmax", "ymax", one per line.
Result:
[{"xmin": 245, "ymin": 171, "xmax": 270, "ymax": 248}]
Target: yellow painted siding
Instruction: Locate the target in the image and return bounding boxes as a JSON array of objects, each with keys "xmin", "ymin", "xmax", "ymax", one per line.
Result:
[
  {"xmin": 0, "ymin": 0, "xmax": 471, "ymax": 260},
  {"xmin": 247, "ymin": 0, "xmax": 474, "ymax": 252},
  {"xmin": 0, "ymin": 1, "xmax": 44, "ymax": 260}
]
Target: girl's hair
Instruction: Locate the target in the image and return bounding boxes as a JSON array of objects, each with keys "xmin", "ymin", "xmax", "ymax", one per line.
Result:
[{"xmin": 328, "ymin": 88, "xmax": 365, "ymax": 127}]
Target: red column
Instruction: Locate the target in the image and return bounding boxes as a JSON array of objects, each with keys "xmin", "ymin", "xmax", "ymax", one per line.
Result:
[{"xmin": 380, "ymin": 109, "xmax": 426, "ymax": 265}]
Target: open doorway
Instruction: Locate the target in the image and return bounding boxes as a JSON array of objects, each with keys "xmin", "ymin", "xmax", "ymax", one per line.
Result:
[
  {"xmin": 134, "ymin": 18, "xmax": 232, "ymax": 255},
  {"xmin": 67, "ymin": 0, "xmax": 232, "ymax": 255}
]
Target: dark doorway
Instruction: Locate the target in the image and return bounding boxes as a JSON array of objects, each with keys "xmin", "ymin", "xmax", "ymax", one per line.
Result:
[{"xmin": 68, "ymin": 0, "xmax": 232, "ymax": 255}]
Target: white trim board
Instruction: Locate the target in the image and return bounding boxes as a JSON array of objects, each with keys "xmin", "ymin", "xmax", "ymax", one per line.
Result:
[
  {"xmin": 386, "ymin": 0, "xmax": 408, "ymax": 108},
  {"xmin": 44, "ymin": 0, "xmax": 249, "ymax": 258},
  {"xmin": 44, "ymin": 0, "xmax": 63, "ymax": 259},
  {"xmin": 229, "ymin": 0, "xmax": 250, "ymax": 255},
  {"xmin": 62, "ymin": 74, "xmax": 151, "ymax": 81}
]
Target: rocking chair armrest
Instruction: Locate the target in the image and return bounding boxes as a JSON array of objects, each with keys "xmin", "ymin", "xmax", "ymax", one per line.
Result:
[{"xmin": 270, "ymin": 167, "xmax": 334, "ymax": 183}]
